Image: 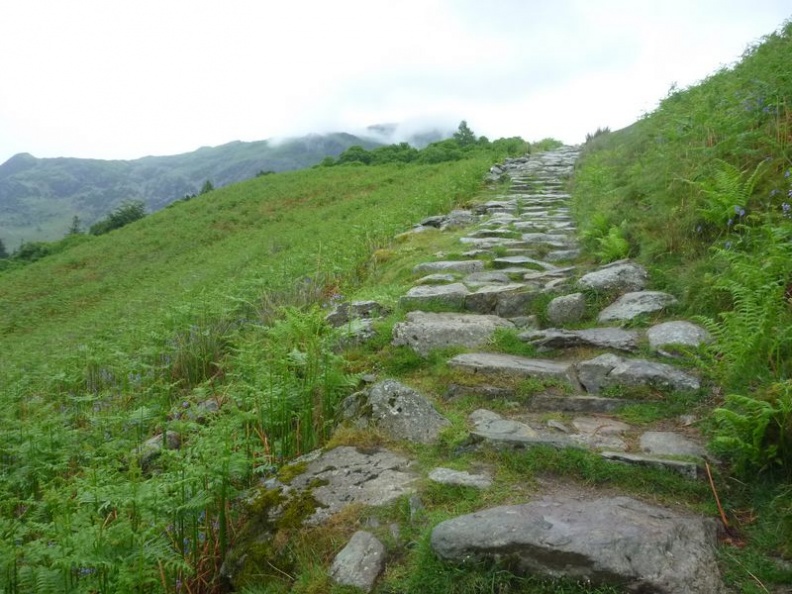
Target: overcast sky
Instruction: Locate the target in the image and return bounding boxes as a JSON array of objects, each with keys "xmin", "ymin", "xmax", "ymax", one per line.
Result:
[{"xmin": 0, "ymin": 0, "xmax": 789, "ymax": 163}]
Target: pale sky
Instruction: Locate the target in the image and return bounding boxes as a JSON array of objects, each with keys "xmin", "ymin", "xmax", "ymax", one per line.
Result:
[{"xmin": 0, "ymin": 0, "xmax": 789, "ymax": 163}]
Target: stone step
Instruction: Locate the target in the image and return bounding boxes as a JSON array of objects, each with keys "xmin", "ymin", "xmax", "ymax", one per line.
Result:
[
  {"xmin": 448, "ymin": 352, "xmax": 577, "ymax": 384},
  {"xmin": 521, "ymin": 327, "xmax": 640, "ymax": 352}
]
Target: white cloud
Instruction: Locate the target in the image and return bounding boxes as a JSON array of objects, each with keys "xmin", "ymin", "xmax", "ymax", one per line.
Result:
[{"xmin": 0, "ymin": 0, "xmax": 789, "ymax": 161}]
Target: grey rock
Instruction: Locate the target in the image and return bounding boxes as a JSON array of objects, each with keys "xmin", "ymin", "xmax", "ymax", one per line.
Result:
[
  {"xmin": 601, "ymin": 451, "xmax": 701, "ymax": 479},
  {"xmin": 464, "ymin": 283, "xmax": 528, "ymax": 314},
  {"xmin": 496, "ymin": 288, "xmax": 540, "ymax": 317},
  {"xmin": 431, "ymin": 496, "xmax": 723, "ymax": 593},
  {"xmin": 577, "ymin": 260, "xmax": 648, "ymax": 293},
  {"xmin": 415, "ymin": 273, "xmax": 458, "ymax": 285},
  {"xmin": 392, "ymin": 311, "xmax": 514, "ymax": 357},
  {"xmin": 287, "ymin": 446, "xmax": 417, "ymax": 524},
  {"xmin": 399, "ymin": 283, "xmax": 470, "ymax": 311},
  {"xmin": 598, "ymin": 291, "xmax": 677, "ymax": 323},
  {"xmin": 326, "ymin": 300, "xmax": 388, "ymax": 327},
  {"xmin": 413, "ymin": 260, "xmax": 484, "ymax": 274},
  {"xmin": 640, "ymin": 431, "xmax": 707, "ymax": 458},
  {"xmin": 428, "ymin": 467, "xmax": 493, "ymax": 489},
  {"xmin": 492, "ymin": 255, "xmax": 554, "ymax": 270},
  {"xmin": 335, "ymin": 318, "xmax": 378, "ymax": 349},
  {"xmin": 521, "ymin": 327, "xmax": 639, "ymax": 352},
  {"xmin": 576, "ymin": 354, "xmax": 700, "ymax": 394},
  {"xmin": 329, "ymin": 531, "xmax": 386, "ymax": 593},
  {"xmin": 449, "ymin": 352, "xmax": 577, "ymax": 384},
  {"xmin": 509, "ymin": 315, "xmax": 539, "ymax": 329},
  {"xmin": 138, "ymin": 431, "xmax": 180, "ymax": 469},
  {"xmin": 365, "ymin": 380, "xmax": 451, "ymax": 444},
  {"xmin": 468, "ymin": 409, "xmax": 573, "ymax": 449},
  {"xmin": 647, "ymin": 321, "xmax": 712, "ymax": 355},
  {"xmin": 445, "ymin": 383, "xmax": 515, "ymax": 401},
  {"xmin": 526, "ymin": 394, "xmax": 637, "ymax": 413},
  {"xmin": 545, "ymin": 248, "xmax": 581, "ymax": 262},
  {"xmin": 570, "ymin": 416, "xmax": 630, "ymax": 451},
  {"xmin": 463, "ymin": 270, "xmax": 512, "ymax": 285}
]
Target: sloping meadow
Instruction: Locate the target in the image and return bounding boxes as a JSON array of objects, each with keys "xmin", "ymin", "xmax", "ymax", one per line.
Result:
[{"xmin": 0, "ymin": 158, "xmax": 490, "ymax": 592}]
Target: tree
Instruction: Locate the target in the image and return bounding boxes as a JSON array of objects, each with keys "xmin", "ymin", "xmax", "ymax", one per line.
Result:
[
  {"xmin": 0, "ymin": 238, "xmax": 7, "ymax": 259},
  {"xmin": 90, "ymin": 200, "xmax": 147, "ymax": 235},
  {"xmin": 200, "ymin": 180, "xmax": 215, "ymax": 195},
  {"xmin": 68, "ymin": 215, "xmax": 83, "ymax": 235},
  {"xmin": 453, "ymin": 120, "xmax": 477, "ymax": 148}
]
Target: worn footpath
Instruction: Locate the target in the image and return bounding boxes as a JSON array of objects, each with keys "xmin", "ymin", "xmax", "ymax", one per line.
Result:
[{"xmin": 230, "ymin": 148, "xmax": 726, "ymax": 593}]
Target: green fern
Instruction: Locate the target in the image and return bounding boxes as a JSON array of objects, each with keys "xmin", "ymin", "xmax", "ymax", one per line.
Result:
[{"xmin": 691, "ymin": 159, "xmax": 764, "ymax": 228}]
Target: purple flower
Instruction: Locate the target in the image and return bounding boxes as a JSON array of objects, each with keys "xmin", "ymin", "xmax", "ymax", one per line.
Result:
[{"xmin": 727, "ymin": 218, "xmax": 733, "ymax": 227}]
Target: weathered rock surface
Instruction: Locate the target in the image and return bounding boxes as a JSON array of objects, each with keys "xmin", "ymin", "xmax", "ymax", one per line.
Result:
[
  {"xmin": 521, "ymin": 327, "xmax": 639, "ymax": 352},
  {"xmin": 647, "ymin": 321, "xmax": 712, "ymax": 355},
  {"xmin": 364, "ymin": 380, "xmax": 451, "ymax": 443},
  {"xmin": 640, "ymin": 431, "xmax": 707, "ymax": 458},
  {"xmin": 138, "ymin": 431, "xmax": 180, "ymax": 469},
  {"xmin": 430, "ymin": 496, "xmax": 724, "ymax": 593},
  {"xmin": 576, "ymin": 353, "xmax": 700, "ymax": 393},
  {"xmin": 463, "ymin": 283, "xmax": 529, "ymax": 314},
  {"xmin": 468, "ymin": 409, "xmax": 572, "ymax": 449},
  {"xmin": 392, "ymin": 311, "xmax": 514, "ymax": 356},
  {"xmin": 546, "ymin": 292, "xmax": 586, "ymax": 325},
  {"xmin": 598, "ymin": 291, "xmax": 677, "ymax": 323},
  {"xmin": 526, "ymin": 394, "xmax": 638, "ymax": 413},
  {"xmin": 413, "ymin": 260, "xmax": 484, "ymax": 274},
  {"xmin": 462, "ymin": 270, "xmax": 512, "ymax": 285},
  {"xmin": 449, "ymin": 352, "xmax": 577, "ymax": 384},
  {"xmin": 428, "ymin": 467, "xmax": 493, "ymax": 489},
  {"xmin": 492, "ymin": 255, "xmax": 554, "ymax": 270},
  {"xmin": 601, "ymin": 451, "xmax": 701, "ymax": 479},
  {"xmin": 329, "ymin": 530, "xmax": 386, "ymax": 593},
  {"xmin": 286, "ymin": 446, "xmax": 417, "ymax": 524},
  {"xmin": 325, "ymin": 300, "xmax": 388, "ymax": 327},
  {"xmin": 577, "ymin": 260, "xmax": 648, "ymax": 293},
  {"xmin": 399, "ymin": 283, "xmax": 470, "ymax": 311},
  {"xmin": 415, "ymin": 273, "xmax": 458, "ymax": 285}
]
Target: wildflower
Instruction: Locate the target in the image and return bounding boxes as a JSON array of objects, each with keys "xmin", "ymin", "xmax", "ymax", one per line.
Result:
[
  {"xmin": 785, "ymin": 169, "xmax": 791, "ymax": 178},
  {"xmin": 783, "ymin": 203, "xmax": 791, "ymax": 218},
  {"xmin": 727, "ymin": 218, "xmax": 733, "ymax": 227},
  {"xmin": 696, "ymin": 225, "xmax": 702, "ymax": 233},
  {"xmin": 771, "ymin": 189, "xmax": 779, "ymax": 197},
  {"xmin": 724, "ymin": 241, "xmax": 732, "ymax": 250}
]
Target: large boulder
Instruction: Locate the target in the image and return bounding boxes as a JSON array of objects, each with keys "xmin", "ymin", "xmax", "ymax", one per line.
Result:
[
  {"xmin": 577, "ymin": 260, "xmax": 648, "ymax": 293},
  {"xmin": 647, "ymin": 321, "xmax": 712, "ymax": 355},
  {"xmin": 430, "ymin": 496, "xmax": 723, "ymax": 593},
  {"xmin": 364, "ymin": 380, "xmax": 451, "ymax": 444},
  {"xmin": 286, "ymin": 446, "xmax": 417, "ymax": 525},
  {"xmin": 392, "ymin": 311, "xmax": 514, "ymax": 356}
]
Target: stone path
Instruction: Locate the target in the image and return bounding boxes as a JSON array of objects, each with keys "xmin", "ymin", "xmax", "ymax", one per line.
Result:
[{"xmin": 250, "ymin": 148, "xmax": 724, "ymax": 593}]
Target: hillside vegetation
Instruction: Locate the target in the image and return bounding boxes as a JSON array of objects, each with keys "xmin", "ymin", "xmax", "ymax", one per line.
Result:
[{"xmin": 0, "ymin": 133, "xmax": 550, "ymax": 592}]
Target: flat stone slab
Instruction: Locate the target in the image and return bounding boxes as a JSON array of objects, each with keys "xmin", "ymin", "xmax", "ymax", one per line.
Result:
[
  {"xmin": 468, "ymin": 409, "xmax": 572, "ymax": 449},
  {"xmin": 647, "ymin": 321, "xmax": 712, "ymax": 355},
  {"xmin": 392, "ymin": 311, "xmax": 514, "ymax": 356},
  {"xmin": 428, "ymin": 467, "xmax": 493, "ymax": 489},
  {"xmin": 431, "ymin": 496, "xmax": 723, "ymax": 593},
  {"xmin": 640, "ymin": 431, "xmax": 706, "ymax": 458},
  {"xmin": 492, "ymin": 256, "xmax": 555, "ymax": 271},
  {"xmin": 520, "ymin": 327, "xmax": 640, "ymax": 352},
  {"xmin": 415, "ymin": 273, "xmax": 458, "ymax": 285},
  {"xmin": 576, "ymin": 353, "xmax": 700, "ymax": 394},
  {"xmin": 329, "ymin": 531, "xmax": 385, "ymax": 593},
  {"xmin": 578, "ymin": 260, "xmax": 648, "ymax": 293},
  {"xmin": 598, "ymin": 291, "xmax": 677, "ymax": 323},
  {"xmin": 601, "ymin": 451, "xmax": 701, "ymax": 479},
  {"xmin": 463, "ymin": 270, "xmax": 512, "ymax": 285},
  {"xmin": 449, "ymin": 352, "xmax": 577, "ymax": 384},
  {"xmin": 526, "ymin": 394, "xmax": 638, "ymax": 413},
  {"xmin": 287, "ymin": 446, "xmax": 417, "ymax": 524},
  {"xmin": 413, "ymin": 260, "xmax": 484, "ymax": 274},
  {"xmin": 400, "ymin": 283, "xmax": 470, "ymax": 311}
]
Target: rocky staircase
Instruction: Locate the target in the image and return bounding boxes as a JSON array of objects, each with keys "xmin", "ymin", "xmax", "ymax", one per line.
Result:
[{"xmin": 244, "ymin": 148, "xmax": 725, "ymax": 594}]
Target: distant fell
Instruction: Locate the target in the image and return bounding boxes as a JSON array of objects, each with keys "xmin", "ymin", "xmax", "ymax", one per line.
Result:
[{"xmin": 0, "ymin": 131, "xmax": 388, "ymax": 246}]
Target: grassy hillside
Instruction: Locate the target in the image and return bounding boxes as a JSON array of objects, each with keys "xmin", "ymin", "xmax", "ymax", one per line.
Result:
[
  {"xmin": 0, "ymin": 133, "xmax": 385, "ymax": 246},
  {"xmin": 572, "ymin": 17, "xmax": 792, "ymax": 587},
  {"xmin": 0, "ymin": 146, "xmax": 509, "ymax": 592}
]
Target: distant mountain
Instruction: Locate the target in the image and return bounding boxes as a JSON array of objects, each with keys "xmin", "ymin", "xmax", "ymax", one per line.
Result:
[{"xmin": 0, "ymin": 132, "xmax": 385, "ymax": 246}]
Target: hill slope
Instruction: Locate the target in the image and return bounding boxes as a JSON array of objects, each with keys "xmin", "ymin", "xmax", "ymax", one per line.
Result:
[{"xmin": 0, "ymin": 132, "xmax": 385, "ymax": 246}]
